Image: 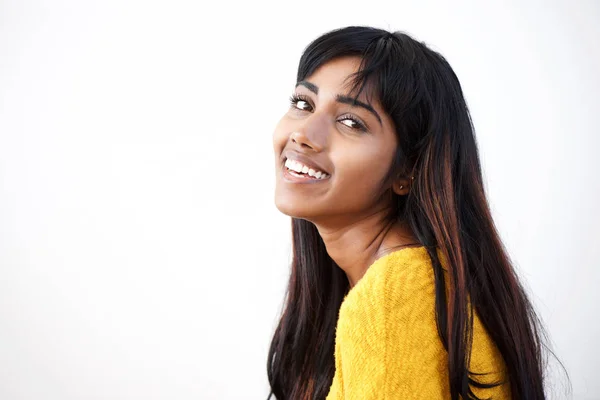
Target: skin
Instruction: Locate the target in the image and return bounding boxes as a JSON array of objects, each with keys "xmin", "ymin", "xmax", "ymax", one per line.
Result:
[{"xmin": 273, "ymin": 56, "xmax": 420, "ymax": 288}]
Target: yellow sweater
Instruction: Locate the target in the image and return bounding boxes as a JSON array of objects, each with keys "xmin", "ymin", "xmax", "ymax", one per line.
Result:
[{"xmin": 325, "ymin": 245, "xmax": 511, "ymax": 399}]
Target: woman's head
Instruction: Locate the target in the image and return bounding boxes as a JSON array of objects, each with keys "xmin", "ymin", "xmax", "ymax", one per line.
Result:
[{"xmin": 273, "ymin": 26, "xmax": 472, "ymax": 228}]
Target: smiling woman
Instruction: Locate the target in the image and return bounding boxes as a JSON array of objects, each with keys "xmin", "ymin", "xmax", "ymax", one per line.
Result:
[{"xmin": 267, "ymin": 26, "xmax": 560, "ymax": 400}]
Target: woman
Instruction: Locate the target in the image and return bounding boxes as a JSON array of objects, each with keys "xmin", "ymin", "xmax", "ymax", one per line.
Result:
[{"xmin": 267, "ymin": 26, "xmax": 555, "ymax": 399}]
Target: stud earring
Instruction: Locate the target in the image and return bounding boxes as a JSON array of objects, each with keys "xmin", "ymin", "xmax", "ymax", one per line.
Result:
[{"xmin": 398, "ymin": 175, "xmax": 416, "ymax": 191}]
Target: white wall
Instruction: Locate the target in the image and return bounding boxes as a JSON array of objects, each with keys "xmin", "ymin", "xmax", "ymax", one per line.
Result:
[{"xmin": 0, "ymin": 0, "xmax": 597, "ymax": 399}]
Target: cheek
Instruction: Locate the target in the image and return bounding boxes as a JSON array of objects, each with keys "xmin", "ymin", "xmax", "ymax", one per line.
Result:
[
  {"xmin": 272, "ymin": 118, "xmax": 290, "ymax": 153},
  {"xmin": 333, "ymin": 146, "xmax": 391, "ymax": 194}
]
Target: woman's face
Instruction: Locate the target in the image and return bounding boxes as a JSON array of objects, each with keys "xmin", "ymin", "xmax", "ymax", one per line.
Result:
[{"xmin": 273, "ymin": 56, "xmax": 399, "ymax": 223}]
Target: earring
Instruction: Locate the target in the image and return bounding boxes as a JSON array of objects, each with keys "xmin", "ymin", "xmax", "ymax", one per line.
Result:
[{"xmin": 398, "ymin": 175, "xmax": 415, "ymax": 191}]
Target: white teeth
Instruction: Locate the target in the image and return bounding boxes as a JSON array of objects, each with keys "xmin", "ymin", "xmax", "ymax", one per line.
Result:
[{"xmin": 284, "ymin": 158, "xmax": 329, "ymax": 179}]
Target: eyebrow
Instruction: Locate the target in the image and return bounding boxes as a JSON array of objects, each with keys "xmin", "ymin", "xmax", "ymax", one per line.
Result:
[{"xmin": 295, "ymin": 80, "xmax": 382, "ymax": 126}]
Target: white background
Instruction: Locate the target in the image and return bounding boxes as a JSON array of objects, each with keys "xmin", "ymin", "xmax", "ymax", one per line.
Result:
[{"xmin": 1, "ymin": 0, "xmax": 598, "ymax": 399}]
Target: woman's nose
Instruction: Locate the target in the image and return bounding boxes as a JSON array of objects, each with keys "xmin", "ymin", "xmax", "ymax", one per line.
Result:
[{"xmin": 290, "ymin": 128, "xmax": 325, "ymax": 152}]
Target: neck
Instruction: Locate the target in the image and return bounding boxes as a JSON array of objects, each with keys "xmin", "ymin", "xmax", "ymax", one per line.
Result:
[{"xmin": 310, "ymin": 208, "xmax": 419, "ymax": 288}]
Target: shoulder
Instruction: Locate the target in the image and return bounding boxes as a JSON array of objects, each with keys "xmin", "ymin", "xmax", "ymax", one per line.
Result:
[
  {"xmin": 338, "ymin": 245, "xmax": 436, "ymax": 323},
  {"xmin": 340, "ymin": 246, "xmax": 438, "ymax": 331},
  {"xmin": 336, "ymin": 246, "xmax": 434, "ymax": 350},
  {"xmin": 334, "ymin": 246, "xmax": 511, "ymax": 398},
  {"xmin": 334, "ymin": 246, "xmax": 449, "ymax": 396},
  {"xmin": 329, "ymin": 246, "xmax": 435, "ymax": 397},
  {"xmin": 340, "ymin": 245, "xmax": 434, "ymax": 311}
]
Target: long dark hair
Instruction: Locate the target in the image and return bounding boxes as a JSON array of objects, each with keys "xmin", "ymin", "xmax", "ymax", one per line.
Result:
[{"xmin": 267, "ymin": 26, "xmax": 567, "ymax": 400}]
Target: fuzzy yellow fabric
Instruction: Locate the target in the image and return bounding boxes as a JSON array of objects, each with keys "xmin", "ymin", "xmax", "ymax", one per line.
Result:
[{"xmin": 325, "ymin": 246, "xmax": 511, "ymax": 399}]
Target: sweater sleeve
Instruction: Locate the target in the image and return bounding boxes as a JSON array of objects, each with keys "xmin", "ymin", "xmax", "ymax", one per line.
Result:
[
  {"xmin": 328, "ymin": 279, "xmax": 388, "ymax": 399},
  {"xmin": 326, "ymin": 254, "xmax": 511, "ymax": 399},
  {"xmin": 381, "ymin": 256, "xmax": 454, "ymax": 398},
  {"xmin": 386, "ymin": 270, "xmax": 510, "ymax": 399}
]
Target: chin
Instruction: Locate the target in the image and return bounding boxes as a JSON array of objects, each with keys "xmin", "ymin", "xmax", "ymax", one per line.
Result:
[{"xmin": 274, "ymin": 196, "xmax": 317, "ymax": 220}]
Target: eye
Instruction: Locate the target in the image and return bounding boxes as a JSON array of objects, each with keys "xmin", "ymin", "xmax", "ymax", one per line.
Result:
[
  {"xmin": 338, "ymin": 114, "xmax": 367, "ymax": 132},
  {"xmin": 288, "ymin": 93, "xmax": 313, "ymax": 112},
  {"xmin": 288, "ymin": 94, "xmax": 368, "ymax": 133}
]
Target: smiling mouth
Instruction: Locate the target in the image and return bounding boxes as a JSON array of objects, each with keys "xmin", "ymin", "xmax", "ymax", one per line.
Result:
[
  {"xmin": 283, "ymin": 167, "xmax": 330, "ymax": 183},
  {"xmin": 283, "ymin": 158, "xmax": 330, "ymax": 180}
]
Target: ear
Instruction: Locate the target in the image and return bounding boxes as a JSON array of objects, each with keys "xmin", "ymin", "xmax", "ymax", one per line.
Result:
[{"xmin": 392, "ymin": 176, "xmax": 412, "ymax": 196}]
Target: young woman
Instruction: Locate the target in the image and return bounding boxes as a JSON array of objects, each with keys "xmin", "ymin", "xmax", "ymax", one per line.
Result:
[{"xmin": 267, "ymin": 26, "xmax": 558, "ymax": 399}]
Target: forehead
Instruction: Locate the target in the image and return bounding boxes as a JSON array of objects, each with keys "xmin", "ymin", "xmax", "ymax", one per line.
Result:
[
  {"xmin": 303, "ymin": 56, "xmax": 379, "ymax": 103},
  {"xmin": 308, "ymin": 56, "xmax": 361, "ymax": 83}
]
